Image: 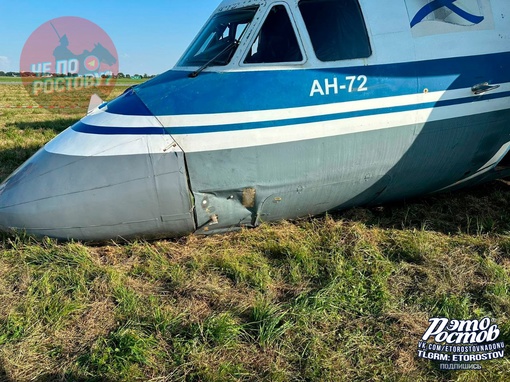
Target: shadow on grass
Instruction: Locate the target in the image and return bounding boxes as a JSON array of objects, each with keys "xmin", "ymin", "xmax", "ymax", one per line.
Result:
[
  {"xmin": 336, "ymin": 178, "xmax": 510, "ymax": 236},
  {"xmin": 0, "ymin": 361, "xmax": 8, "ymax": 382},
  {"xmin": 6, "ymin": 117, "xmax": 79, "ymax": 134},
  {"xmin": 0, "ymin": 145, "xmax": 44, "ymax": 182}
]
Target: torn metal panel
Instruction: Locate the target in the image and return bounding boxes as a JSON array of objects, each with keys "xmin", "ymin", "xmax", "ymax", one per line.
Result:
[{"xmin": 194, "ymin": 188, "xmax": 256, "ymax": 234}]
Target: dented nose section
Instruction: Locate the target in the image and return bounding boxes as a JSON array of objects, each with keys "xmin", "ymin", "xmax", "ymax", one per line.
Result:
[{"xmin": 0, "ymin": 90, "xmax": 196, "ymax": 241}]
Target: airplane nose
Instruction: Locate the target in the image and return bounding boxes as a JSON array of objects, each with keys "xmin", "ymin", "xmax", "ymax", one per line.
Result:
[{"xmin": 0, "ymin": 113, "xmax": 196, "ymax": 241}]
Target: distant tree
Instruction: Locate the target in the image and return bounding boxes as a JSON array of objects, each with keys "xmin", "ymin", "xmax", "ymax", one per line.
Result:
[
  {"xmin": 117, "ymin": 72, "xmax": 125, "ymax": 78},
  {"xmin": 125, "ymin": 74, "xmax": 131, "ymax": 79},
  {"xmin": 0, "ymin": 71, "xmax": 5, "ymax": 77},
  {"xmin": 143, "ymin": 73, "xmax": 148, "ymax": 78}
]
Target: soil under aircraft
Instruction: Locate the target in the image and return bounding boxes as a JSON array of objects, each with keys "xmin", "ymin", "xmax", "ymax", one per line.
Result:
[{"xmin": 0, "ymin": 0, "xmax": 509, "ymax": 241}]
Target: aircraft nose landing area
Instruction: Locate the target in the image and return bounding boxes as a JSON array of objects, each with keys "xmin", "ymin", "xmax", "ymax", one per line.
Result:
[{"xmin": 0, "ymin": 110, "xmax": 196, "ymax": 241}]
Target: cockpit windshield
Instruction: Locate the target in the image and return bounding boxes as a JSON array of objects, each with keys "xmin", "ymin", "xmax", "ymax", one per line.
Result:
[{"xmin": 178, "ymin": 6, "xmax": 259, "ymax": 67}]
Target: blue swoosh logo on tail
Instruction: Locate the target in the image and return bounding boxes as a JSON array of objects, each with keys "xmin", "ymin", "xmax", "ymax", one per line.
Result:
[{"xmin": 411, "ymin": 0, "xmax": 484, "ymax": 28}]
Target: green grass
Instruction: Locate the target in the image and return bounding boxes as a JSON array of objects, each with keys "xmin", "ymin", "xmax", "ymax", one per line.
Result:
[
  {"xmin": 0, "ymin": 85, "xmax": 509, "ymax": 381},
  {"xmin": 0, "ymin": 77, "xmax": 21, "ymax": 83}
]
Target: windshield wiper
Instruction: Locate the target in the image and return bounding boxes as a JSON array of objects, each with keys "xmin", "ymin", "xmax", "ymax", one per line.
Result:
[{"xmin": 189, "ymin": 40, "xmax": 239, "ymax": 78}]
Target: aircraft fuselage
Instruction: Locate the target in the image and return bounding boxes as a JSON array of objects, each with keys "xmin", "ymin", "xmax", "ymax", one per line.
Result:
[{"xmin": 1, "ymin": 0, "xmax": 509, "ymax": 240}]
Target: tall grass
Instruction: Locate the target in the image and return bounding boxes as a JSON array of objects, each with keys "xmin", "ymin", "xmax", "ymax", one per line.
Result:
[{"xmin": 0, "ymin": 85, "xmax": 509, "ymax": 381}]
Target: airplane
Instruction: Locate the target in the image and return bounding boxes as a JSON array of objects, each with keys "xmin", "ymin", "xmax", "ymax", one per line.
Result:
[{"xmin": 0, "ymin": 0, "xmax": 509, "ymax": 241}]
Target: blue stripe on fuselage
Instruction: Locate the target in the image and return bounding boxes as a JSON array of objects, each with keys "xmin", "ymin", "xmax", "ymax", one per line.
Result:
[
  {"xmin": 168, "ymin": 91, "xmax": 510, "ymax": 135},
  {"xmin": 106, "ymin": 86, "xmax": 154, "ymax": 116},
  {"xmin": 74, "ymin": 52, "xmax": 509, "ymax": 134},
  {"xmin": 131, "ymin": 52, "xmax": 510, "ymax": 116},
  {"xmin": 71, "ymin": 90, "xmax": 510, "ymax": 136}
]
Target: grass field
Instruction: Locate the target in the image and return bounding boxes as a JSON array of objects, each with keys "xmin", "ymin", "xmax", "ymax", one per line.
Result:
[
  {"xmin": 0, "ymin": 77, "xmax": 21, "ymax": 83},
  {"xmin": 0, "ymin": 84, "xmax": 509, "ymax": 381}
]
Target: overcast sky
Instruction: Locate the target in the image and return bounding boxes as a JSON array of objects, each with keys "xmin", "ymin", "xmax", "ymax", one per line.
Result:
[{"xmin": 0, "ymin": 0, "xmax": 219, "ymax": 75}]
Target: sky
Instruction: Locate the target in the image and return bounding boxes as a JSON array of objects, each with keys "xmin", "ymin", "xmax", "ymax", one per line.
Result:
[{"xmin": 0, "ymin": 0, "xmax": 219, "ymax": 75}]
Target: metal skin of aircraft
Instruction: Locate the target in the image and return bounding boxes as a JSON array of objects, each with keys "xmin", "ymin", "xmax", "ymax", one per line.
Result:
[{"xmin": 0, "ymin": 0, "xmax": 509, "ymax": 241}]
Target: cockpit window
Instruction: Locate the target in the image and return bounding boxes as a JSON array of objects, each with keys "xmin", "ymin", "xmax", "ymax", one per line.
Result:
[
  {"xmin": 244, "ymin": 5, "xmax": 303, "ymax": 64},
  {"xmin": 299, "ymin": 0, "xmax": 371, "ymax": 61},
  {"xmin": 179, "ymin": 6, "xmax": 258, "ymax": 67}
]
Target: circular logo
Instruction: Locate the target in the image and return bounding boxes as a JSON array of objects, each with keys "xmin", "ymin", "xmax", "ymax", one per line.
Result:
[
  {"xmin": 20, "ymin": 16, "xmax": 119, "ymax": 111},
  {"xmin": 84, "ymin": 55, "xmax": 100, "ymax": 72}
]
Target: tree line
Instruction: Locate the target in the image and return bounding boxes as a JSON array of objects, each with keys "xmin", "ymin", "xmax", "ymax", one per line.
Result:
[{"xmin": 0, "ymin": 71, "xmax": 157, "ymax": 79}]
